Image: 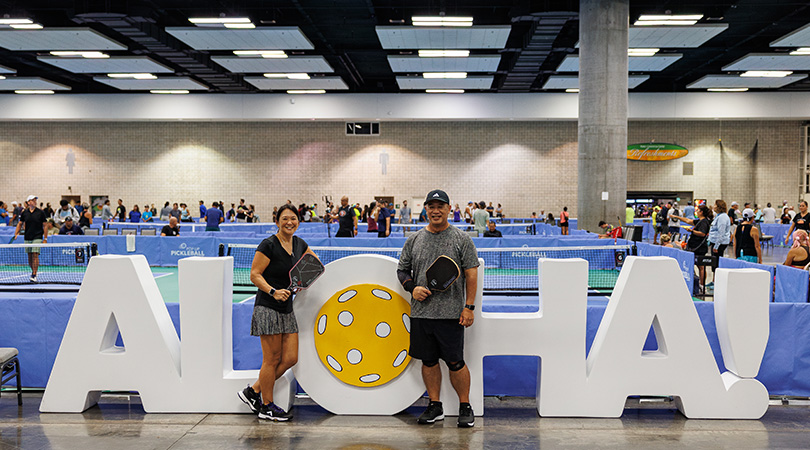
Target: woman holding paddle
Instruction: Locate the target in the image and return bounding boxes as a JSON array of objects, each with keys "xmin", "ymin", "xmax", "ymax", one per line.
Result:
[{"xmin": 238, "ymin": 203, "xmax": 319, "ymax": 422}]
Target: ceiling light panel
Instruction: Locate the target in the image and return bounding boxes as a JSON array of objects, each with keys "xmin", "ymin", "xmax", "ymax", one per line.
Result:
[
  {"xmin": 628, "ymin": 24, "xmax": 727, "ymax": 48},
  {"xmin": 0, "ymin": 77, "xmax": 71, "ymax": 90},
  {"xmin": 376, "ymin": 26, "xmax": 511, "ymax": 49},
  {"xmin": 243, "ymin": 76, "xmax": 348, "ymax": 90},
  {"xmin": 542, "ymin": 75, "xmax": 650, "ymax": 89},
  {"xmin": 722, "ymin": 53, "xmax": 810, "ymax": 71},
  {"xmin": 165, "ymin": 27, "xmax": 313, "ymax": 50},
  {"xmin": 211, "ymin": 56, "xmax": 333, "ymax": 73},
  {"xmin": 37, "ymin": 56, "xmax": 174, "ymax": 74},
  {"xmin": 771, "ymin": 23, "xmax": 810, "ymax": 47},
  {"xmin": 0, "ymin": 64, "xmax": 15, "ymax": 74},
  {"xmin": 687, "ymin": 74, "xmax": 807, "ymax": 89},
  {"xmin": 556, "ymin": 54, "xmax": 682, "ymax": 72},
  {"xmin": 0, "ymin": 28, "xmax": 126, "ymax": 51},
  {"xmin": 388, "ymin": 55, "xmax": 500, "ymax": 73},
  {"xmin": 395, "ymin": 76, "xmax": 494, "ymax": 90},
  {"xmin": 92, "ymin": 77, "xmax": 209, "ymax": 90}
]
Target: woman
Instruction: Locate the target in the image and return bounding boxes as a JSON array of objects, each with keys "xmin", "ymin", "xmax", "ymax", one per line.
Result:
[
  {"xmin": 453, "ymin": 204, "xmax": 461, "ymax": 222},
  {"xmin": 238, "ymin": 204, "xmax": 318, "ymax": 421},
  {"xmin": 559, "ymin": 206, "xmax": 569, "ymax": 236},
  {"xmin": 128, "ymin": 204, "xmax": 141, "ymax": 223},
  {"xmin": 546, "ymin": 213, "xmax": 555, "ymax": 225},
  {"xmin": 781, "ymin": 207, "xmax": 792, "ymax": 224},
  {"xmin": 79, "ymin": 206, "xmax": 93, "ymax": 229},
  {"xmin": 784, "ymin": 230, "xmax": 810, "ymax": 268},
  {"xmin": 660, "ymin": 234, "xmax": 674, "ymax": 248},
  {"xmin": 367, "ymin": 201, "xmax": 378, "ymax": 233},
  {"xmin": 732, "ymin": 209, "xmax": 761, "ymax": 263},
  {"xmin": 496, "ymin": 203, "xmax": 504, "ymax": 218},
  {"xmin": 247, "ymin": 204, "xmax": 256, "ymax": 223},
  {"xmin": 180, "ymin": 203, "xmax": 193, "ymax": 222},
  {"xmin": 706, "ymin": 200, "xmax": 731, "ymax": 289},
  {"xmin": 673, "ymin": 205, "xmax": 712, "ymax": 289},
  {"xmin": 785, "ymin": 201, "xmax": 810, "ymax": 245}
]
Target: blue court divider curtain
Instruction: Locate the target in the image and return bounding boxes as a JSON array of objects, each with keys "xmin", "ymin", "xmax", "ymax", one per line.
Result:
[
  {"xmin": 718, "ymin": 257, "xmax": 775, "ymax": 302},
  {"xmin": 774, "ymin": 264, "xmax": 809, "ymax": 303}
]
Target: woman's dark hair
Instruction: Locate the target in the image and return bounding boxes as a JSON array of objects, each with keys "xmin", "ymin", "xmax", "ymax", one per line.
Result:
[
  {"xmin": 276, "ymin": 204, "xmax": 299, "ymax": 223},
  {"xmin": 164, "ymin": 201, "xmax": 170, "ymax": 207},
  {"xmin": 697, "ymin": 205, "xmax": 712, "ymax": 220},
  {"xmin": 801, "ymin": 201, "xmax": 808, "ymax": 208}
]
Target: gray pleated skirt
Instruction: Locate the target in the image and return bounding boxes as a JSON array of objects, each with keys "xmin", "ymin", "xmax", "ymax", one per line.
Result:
[{"xmin": 251, "ymin": 305, "xmax": 299, "ymax": 336}]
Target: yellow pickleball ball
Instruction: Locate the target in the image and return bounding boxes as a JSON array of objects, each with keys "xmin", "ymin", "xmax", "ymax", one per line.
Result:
[{"xmin": 314, "ymin": 284, "xmax": 411, "ymax": 387}]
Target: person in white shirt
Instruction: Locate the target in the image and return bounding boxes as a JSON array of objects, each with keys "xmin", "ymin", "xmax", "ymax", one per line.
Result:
[{"xmin": 762, "ymin": 203, "xmax": 777, "ymax": 223}]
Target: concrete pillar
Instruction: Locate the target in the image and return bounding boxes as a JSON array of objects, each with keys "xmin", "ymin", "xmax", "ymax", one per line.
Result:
[{"xmin": 578, "ymin": 0, "xmax": 628, "ymax": 232}]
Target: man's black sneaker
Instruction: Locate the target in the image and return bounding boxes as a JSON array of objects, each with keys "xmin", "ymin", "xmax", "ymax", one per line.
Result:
[
  {"xmin": 258, "ymin": 402, "xmax": 293, "ymax": 422},
  {"xmin": 417, "ymin": 401, "xmax": 444, "ymax": 424},
  {"xmin": 237, "ymin": 385, "xmax": 262, "ymax": 414},
  {"xmin": 458, "ymin": 402, "xmax": 475, "ymax": 428}
]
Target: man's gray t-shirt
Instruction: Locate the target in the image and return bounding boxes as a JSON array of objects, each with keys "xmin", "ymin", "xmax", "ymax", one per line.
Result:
[
  {"xmin": 472, "ymin": 209, "xmax": 489, "ymax": 234},
  {"xmin": 398, "ymin": 225, "xmax": 479, "ymax": 320}
]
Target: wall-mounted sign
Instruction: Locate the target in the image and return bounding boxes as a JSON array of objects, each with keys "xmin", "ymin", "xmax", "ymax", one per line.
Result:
[{"xmin": 627, "ymin": 143, "xmax": 688, "ymax": 161}]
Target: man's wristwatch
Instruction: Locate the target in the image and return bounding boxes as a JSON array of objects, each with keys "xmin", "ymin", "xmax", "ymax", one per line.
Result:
[
  {"xmin": 464, "ymin": 304, "xmax": 475, "ymax": 311},
  {"xmin": 268, "ymin": 287, "xmax": 276, "ymax": 297}
]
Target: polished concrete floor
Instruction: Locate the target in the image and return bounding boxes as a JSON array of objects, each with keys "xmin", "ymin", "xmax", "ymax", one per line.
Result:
[{"xmin": 2, "ymin": 394, "xmax": 810, "ymax": 449}]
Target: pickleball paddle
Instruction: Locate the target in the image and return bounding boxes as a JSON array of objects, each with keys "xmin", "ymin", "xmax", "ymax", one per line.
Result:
[
  {"xmin": 425, "ymin": 255, "xmax": 461, "ymax": 292},
  {"xmin": 288, "ymin": 252, "xmax": 325, "ymax": 293}
]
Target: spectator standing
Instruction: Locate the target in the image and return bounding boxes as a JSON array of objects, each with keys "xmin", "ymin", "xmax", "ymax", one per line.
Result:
[
  {"xmin": 453, "ymin": 204, "xmax": 462, "ymax": 222},
  {"xmin": 625, "ymin": 204, "xmax": 635, "ymax": 225},
  {"xmin": 179, "ymin": 203, "xmax": 192, "ymax": 222},
  {"xmin": 495, "ymin": 203, "xmax": 503, "ymax": 218},
  {"xmin": 762, "ymin": 203, "xmax": 777, "ymax": 223},
  {"xmin": 367, "ymin": 202, "xmax": 379, "ymax": 233},
  {"xmin": 159, "ymin": 202, "xmax": 172, "ymax": 221},
  {"xmin": 464, "ymin": 202, "xmax": 473, "ymax": 223},
  {"xmin": 199, "ymin": 201, "xmax": 207, "ymax": 219},
  {"xmin": 169, "ymin": 203, "xmax": 181, "ymax": 221},
  {"xmin": 10, "ymin": 201, "xmax": 22, "ymax": 227},
  {"xmin": 706, "ymin": 200, "xmax": 732, "ymax": 290},
  {"xmin": 44, "ymin": 202, "xmax": 54, "ymax": 218},
  {"xmin": 236, "ymin": 199, "xmax": 248, "ymax": 222},
  {"xmin": 781, "ymin": 207, "xmax": 792, "ymax": 224},
  {"xmin": 333, "ymin": 196, "xmax": 358, "ymax": 237},
  {"xmin": 560, "ymin": 206, "xmax": 569, "ymax": 236},
  {"xmin": 116, "ymin": 199, "xmax": 126, "ymax": 222},
  {"xmin": 377, "ymin": 201, "xmax": 392, "ymax": 237},
  {"xmin": 683, "ymin": 201, "xmax": 695, "ymax": 220},
  {"xmin": 204, "ymin": 201, "xmax": 224, "ymax": 231},
  {"xmin": 472, "ymin": 201, "xmax": 489, "ymax": 235},
  {"xmin": 129, "ymin": 205, "xmax": 141, "ymax": 223},
  {"xmin": 100, "ymin": 199, "xmax": 112, "ymax": 221},
  {"xmin": 142, "ymin": 205, "xmax": 153, "ymax": 222},
  {"xmin": 272, "ymin": 206, "xmax": 279, "ymax": 223},
  {"xmin": 785, "ymin": 201, "xmax": 810, "ymax": 245},
  {"xmin": 0, "ymin": 201, "xmax": 8, "ymax": 226},
  {"xmin": 668, "ymin": 203, "xmax": 681, "ymax": 241},
  {"xmin": 78, "ymin": 207, "xmax": 92, "ymax": 229},
  {"xmin": 13, "ymin": 195, "xmax": 50, "ymax": 282},
  {"xmin": 485, "ymin": 202, "xmax": 494, "ymax": 217},
  {"xmin": 247, "ymin": 205, "xmax": 256, "ymax": 223},
  {"xmin": 733, "ymin": 209, "xmax": 761, "ymax": 263},
  {"xmin": 673, "ymin": 205, "xmax": 712, "ymax": 290},
  {"xmin": 400, "ymin": 200, "xmax": 411, "ymax": 224}
]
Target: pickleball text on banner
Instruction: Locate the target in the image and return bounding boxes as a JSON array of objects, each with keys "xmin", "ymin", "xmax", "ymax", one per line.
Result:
[{"xmin": 39, "ymin": 254, "xmax": 770, "ymax": 419}]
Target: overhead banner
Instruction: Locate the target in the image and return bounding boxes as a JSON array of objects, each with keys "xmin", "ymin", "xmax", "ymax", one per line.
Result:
[{"xmin": 627, "ymin": 143, "xmax": 688, "ymax": 161}]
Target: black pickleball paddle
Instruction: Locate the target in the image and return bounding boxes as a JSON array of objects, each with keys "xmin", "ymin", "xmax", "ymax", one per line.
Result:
[{"xmin": 425, "ymin": 255, "xmax": 461, "ymax": 292}]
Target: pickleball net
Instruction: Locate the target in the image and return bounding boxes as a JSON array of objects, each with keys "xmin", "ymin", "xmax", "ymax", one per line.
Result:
[
  {"xmin": 220, "ymin": 243, "xmax": 634, "ymax": 292},
  {"xmin": 0, "ymin": 242, "xmax": 98, "ymax": 285}
]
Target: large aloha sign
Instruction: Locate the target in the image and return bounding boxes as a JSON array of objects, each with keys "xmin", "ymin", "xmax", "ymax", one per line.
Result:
[
  {"xmin": 627, "ymin": 143, "xmax": 689, "ymax": 161},
  {"xmin": 40, "ymin": 254, "xmax": 770, "ymax": 419}
]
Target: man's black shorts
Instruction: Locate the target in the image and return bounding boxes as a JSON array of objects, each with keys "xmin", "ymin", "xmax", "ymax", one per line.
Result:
[
  {"xmin": 335, "ymin": 228, "xmax": 353, "ymax": 237},
  {"xmin": 409, "ymin": 318, "xmax": 465, "ymax": 363}
]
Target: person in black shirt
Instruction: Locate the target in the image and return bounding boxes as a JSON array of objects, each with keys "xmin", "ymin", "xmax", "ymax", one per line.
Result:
[
  {"xmin": 160, "ymin": 217, "xmax": 180, "ymax": 236},
  {"xmin": 12, "ymin": 195, "xmax": 50, "ymax": 282},
  {"xmin": 58, "ymin": 217, "xmax": 84, "ymax": 235},
  {"xmin": 785, "ymin": 201, "xmax": 810, "ymax": 245},
  {"xmin": 672, "ymin": 205, "xmax": 712, "ymax": 289},
  {"xmin": 238, "ymin": 204, "xmax": 319, "ymax": 422},
  {"xmin": 332, "ymin": 196, "xmax": 358, "ymax": 237},
  {"xmin": 483, "ymin": 220, "xmax": 502, "ymax": 237},
  {"xmin": 116, "ymin": 199, "xmax": 126, "ymax": 222}
]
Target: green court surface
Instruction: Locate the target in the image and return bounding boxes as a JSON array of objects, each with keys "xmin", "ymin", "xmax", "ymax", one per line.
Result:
[{"xmin": 151, "ymin": 267, "xmax": 255, "ymax": 304}]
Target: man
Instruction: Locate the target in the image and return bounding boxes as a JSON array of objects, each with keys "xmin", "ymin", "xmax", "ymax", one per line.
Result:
[
  {"xmin": 204, "ymin": 201, "xmax": 224, "ymax": 231},
  {"xmin": 170, "ymin": 202, "xmax": 181, "ymax": 221},
  {"xmin": 472, "ymin": 201, "xmax": 489, "ymax": 236},
  {"xmin": 10, "ymin": 201, "xmax": 21, "ymax": 226},
  {"xmin": 464, "ymin": 202, "xmax": 473, "ymax": 223},
  {"xmin": 236, "ymin": 199, "xmax": 248, "ymax": 222},
  {"xmin": 58, "ymin": 217, "xmax": 83, "ymax": 235},
  {"xmin": 161, "ymin": 217, "xmax": 180, "ymax": 236},
  {"xmin": 377, "ymin": 200, "xmax": 392, "ymax": 237},
  {"xmin": 656, "ymin": 203, "xmax": 669, "ymax": 245},
  {"xmin": 625, "ymin": 204, "xmax": 635, "ymax": 225},
  {"xmin": 485, "ymin": 202, "xmax": 494, "ymax": 217},
  {"xmin": 333, "ymin": 196, "xmax": 358, "ymax": 237},
  {"xmin": 199, "ymin": 200, "xmax": 207, "ymax": 219},
  {"xmin": 668, "ymin": 202, "xmax": 681, "ymax": 241},
  {"xmin": 763, "ymin": 202, "xmax": 777, "ymax": 223},
  {"xmin": 683, "ymin": 201, "xmax": 695, "ymax": 220},
  {"xmin": 397, "ymin": 189, "xmax": 479, "ymax": 428},
  {"xmin": 729, "ymin": 201, "xmax": 740, "ymax": 224},
  {"xmin": 53, "ymin": 199, "xmax": 80, "ymax": 227},
  {"xmin": 598, "ymin": 220, "xmax": 622, "ymax": 239},
  {"xmin": 399, "ymin": 200, "xmax": 411, "ymax": 224},
  {"xmin": 101, "ymin": 199, "xmax": 114, "ymax": 221},
  {"xmin": 116, "ymin": 199, "xmax": 126, "ymax": 222},
  {"xmin": 483, "ymin": 220, "xmax": 502, "ymax": 237},
  {"xmin": 13, "ymin": 195, "xmax": 50, "ymax": 282}
]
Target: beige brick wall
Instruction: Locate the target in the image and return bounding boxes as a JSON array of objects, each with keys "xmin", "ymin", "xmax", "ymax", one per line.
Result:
[{"xmin": 0, "ymin": 120, "xmax": 801, "ymax": 220}]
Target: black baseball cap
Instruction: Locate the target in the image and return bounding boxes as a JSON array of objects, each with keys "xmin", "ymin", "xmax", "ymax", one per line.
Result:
[{"xmin": 425, "ymin": 189, "xmax": 450, "ymax": 205}]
